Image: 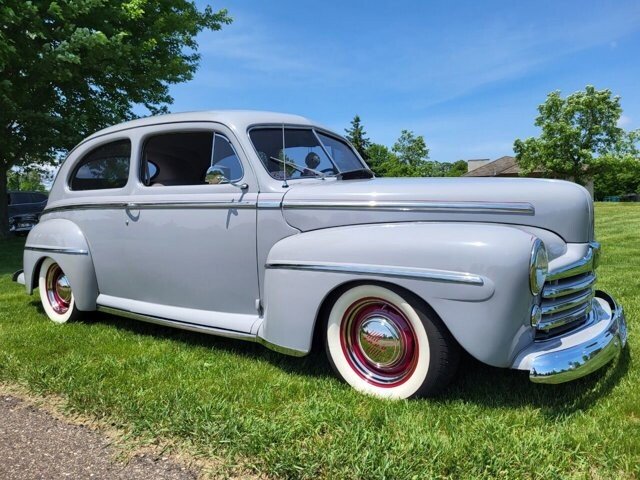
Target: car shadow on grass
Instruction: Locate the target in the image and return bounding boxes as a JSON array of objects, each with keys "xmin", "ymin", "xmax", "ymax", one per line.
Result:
[
  {"xmin": 76, "ymin": 309, "xmax": 336, "ymax": 380},
  {"xmin": 438, "ymin": 347, "xmax": 631, "ymax": 418},
  {"xmin": 46, "ymin": 305, "xmax": 630, "ymax": 417}
]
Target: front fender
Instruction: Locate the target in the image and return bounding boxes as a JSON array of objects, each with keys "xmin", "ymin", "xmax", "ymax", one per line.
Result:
[
  {"xmin": 259, "ymin": 222, "xmax": 537, "ymax": 367},
  {"xmin": 24, "ymin": 218, "xmax": 98, "ymax": 311}
]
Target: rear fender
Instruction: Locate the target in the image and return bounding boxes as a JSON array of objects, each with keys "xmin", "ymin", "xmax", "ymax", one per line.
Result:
[{"xmin": 24, "ymin": 218, "xmax": 98, "ymax": 311}]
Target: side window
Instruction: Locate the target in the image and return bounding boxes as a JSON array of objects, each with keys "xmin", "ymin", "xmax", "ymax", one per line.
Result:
[
  {"xmin": 249, "ymin": 128, "xmax": 336, "ymax": 179},
  {"xmin": 317, "ymin": 133, "xmax": 364, "ymax": 172},
  {"xmin": 70, "ymin": 140, "xmax": 131, "ymax": 191},
  {"xmin": 207, "ymin": 134, "xmax": 243, "ymax": 184},
  {"xmin": 141, "ymin": 131, "xmax": 242, "ymax": 187}
]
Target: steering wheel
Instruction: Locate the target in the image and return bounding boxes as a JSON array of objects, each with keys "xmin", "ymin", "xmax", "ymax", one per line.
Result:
[{"xmin": 321, "ymin": 167, "xmax": 336, "ymax": 174}]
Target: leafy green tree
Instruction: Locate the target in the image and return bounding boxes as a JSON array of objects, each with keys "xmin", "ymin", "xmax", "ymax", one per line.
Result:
[
  {"xmin": 365, "ymin": 143, "xmax": 395, "ymax": 176},
  {"xmin": 592, "ymin": 154, "xmax": 640, "ymax": 200},
  {"xmin": 345, "ymin": 115, "xmax": 371, "ymax": 162},
  {"xmin": 392, "ymin": 130, "xmax": 429, "ymax": 167},
  {"xmin": 445, "ymin": 160, "xmax": 469, "ymax": 177},
  {"xmin": 366, "ymin": 131, "xmax": 436, "ymax": 177},
  {"xmin": 0, "ymin": 1, "xmax": 231, "ymax": 237},
  {"xmin": 514, "ymin": 86, "xmax": 639, "ymax": 185},
  {"xmin": 7, "ymin": 167, "xmax": 50, "ymax": 192}
]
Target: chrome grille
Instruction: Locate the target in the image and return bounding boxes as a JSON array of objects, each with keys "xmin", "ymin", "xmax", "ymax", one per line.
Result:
[{"xmin": 536, "ymin": 245, "xmax": 598, "ymax": 339}]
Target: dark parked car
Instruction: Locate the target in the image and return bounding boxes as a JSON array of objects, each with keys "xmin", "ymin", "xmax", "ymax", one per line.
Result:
[{"xmin": 8, "ymin": 191, "xmax": 48, "ymax": 234}]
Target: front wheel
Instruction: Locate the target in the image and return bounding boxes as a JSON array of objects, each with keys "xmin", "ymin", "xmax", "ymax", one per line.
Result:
[
  {"xmin": 38, "ymin": 258, "xmax": 79, "ymax": 324},
  {"xmin": 325, "ymin": 284, "xmax": 459, "ymax": 399}
]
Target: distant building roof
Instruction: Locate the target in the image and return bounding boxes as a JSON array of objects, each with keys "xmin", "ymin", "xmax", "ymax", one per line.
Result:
[
  {"xmin": 463, "ymin": 156, "xmax": 519, "ymax": 177},
  {"xmin": 466, "ymin": 158, "xmax": 492, "ymax": 172}
]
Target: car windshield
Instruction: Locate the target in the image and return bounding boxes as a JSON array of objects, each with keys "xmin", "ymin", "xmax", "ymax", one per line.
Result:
[{"xmin": 249, "ymin": 127, "xmax": 366, "ymax": 180}]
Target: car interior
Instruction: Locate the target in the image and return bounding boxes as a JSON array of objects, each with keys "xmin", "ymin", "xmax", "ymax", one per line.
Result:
[{"xmin": 141, "ymin": 131, "xmax": 243, "ymax": 186}]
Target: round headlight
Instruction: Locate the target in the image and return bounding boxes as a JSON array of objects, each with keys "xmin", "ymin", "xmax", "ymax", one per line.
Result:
[{"xmin": 529, "ymin": 239, "xmax": 548, "ymax": 296}]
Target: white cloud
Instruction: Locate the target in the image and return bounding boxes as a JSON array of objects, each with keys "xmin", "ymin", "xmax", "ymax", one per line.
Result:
[{"xmin": 618, "ymin": 115, "xmax": 632, "ymax": 127}]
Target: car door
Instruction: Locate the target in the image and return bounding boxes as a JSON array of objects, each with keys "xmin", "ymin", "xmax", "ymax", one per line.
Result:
[
  {"xmin": 111, "ymin": 122, "xmax": 260, "ymax": 333},
  {"xmin": 60, "ymin": 136, "xmax": 134, "ymax": 299}
]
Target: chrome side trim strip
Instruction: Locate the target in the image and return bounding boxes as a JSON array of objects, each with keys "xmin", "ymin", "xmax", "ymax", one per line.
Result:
[
  {"xmin": 124, "ymin": 201, "xmax": 255, "ymax": 210},
  {"xmin": 25, "ymin": 245, "xmax": 89, "ymax": 256},
  {"xmin": 266, "ymin": 261, "xmax": 484, "ymax": 286},
  {"xmin": 282, "ymin": 200, "xmax": 535, "ymax": 215},
  {"xmin": 43, "ymin": 203, "xmax": 128, "ymax": 214},
  {"xmin": 96, "ymin": 306, "xmax": 256, "ymax": 342},
  {"xmin": 256, "ymin": 337, "xmax": 307, "ymax": 357},
  {"xmin": 43, "ymin": 201, "xmax": 256, "ymax": 215},
  {"xmin": 256, "ymin": 200, "xmax": 282, "ymax": 209},
  {"xmin": 43, "ymin": 200, "xmax": 534, "ymax": 216}
]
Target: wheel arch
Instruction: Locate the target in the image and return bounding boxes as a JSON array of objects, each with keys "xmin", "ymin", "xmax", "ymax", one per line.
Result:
[
  {"xmin": 23, "ymin": 218, "xmax": 99, "ymax": 311},
  {"xmin": 309, "ymin": 278, "xmax": 449, "ymax": 353}
]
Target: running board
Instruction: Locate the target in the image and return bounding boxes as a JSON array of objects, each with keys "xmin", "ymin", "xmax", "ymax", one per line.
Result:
[
  {"xmin": 96, "ymin": 305, "xmax": 307, "ymax": 357},
  {"xmin": 96, "ymin": 305, "xmax": 257, "ymax": 342}
]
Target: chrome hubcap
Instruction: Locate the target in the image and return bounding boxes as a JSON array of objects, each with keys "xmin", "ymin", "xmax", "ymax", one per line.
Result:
[
  {"xmin": 340, "ymin": 297, "xmax": 418, "ymax": 387},
  {"xmin": 55, "ymin": 275, "xmax": 72, "ymax": 303},
  {"xmin": 46, "ymin": 264, "xmax": 71, "ymax": 315},
  {"xmin": 358, "ymin": 316, "xmax": 404, "ymax": 367}
]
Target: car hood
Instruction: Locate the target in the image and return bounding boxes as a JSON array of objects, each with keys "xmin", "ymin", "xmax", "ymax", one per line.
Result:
[{"xmin": 281, "ymin": 177, "xmax": 593, "ymax": 243}]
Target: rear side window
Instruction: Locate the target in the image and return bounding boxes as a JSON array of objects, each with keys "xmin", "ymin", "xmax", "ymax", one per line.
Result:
[{"xmin": 70, "ymin": 140, "xmax": 131, "ymax": 191}]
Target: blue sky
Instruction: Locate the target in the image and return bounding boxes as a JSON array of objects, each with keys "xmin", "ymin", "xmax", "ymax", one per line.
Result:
[{"xmin": 168, "ymin": 0, "xmax": 640, "ymax": 162}]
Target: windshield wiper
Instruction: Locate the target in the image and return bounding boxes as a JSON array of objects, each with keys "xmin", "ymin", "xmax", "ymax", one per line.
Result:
[
  {"xmin": 270, "ymin": 156, "xmax": 325, "ymax": 179},
  {"xmin": 336, "ymin": 168, "xmax": 374, "ymax": 180}
]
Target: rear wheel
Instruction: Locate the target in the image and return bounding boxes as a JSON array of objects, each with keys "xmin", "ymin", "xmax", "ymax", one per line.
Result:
[
  {"xmin": 38, "ymin": 258, "xmax": 79, "ymax": 324},
  {"xmin": 324, "ymin": 284, "xmax": 459, "ymax": 399}
]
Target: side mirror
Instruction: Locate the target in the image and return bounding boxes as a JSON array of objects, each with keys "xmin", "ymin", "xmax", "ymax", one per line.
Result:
[{"xmin": 205, "ymin": 166, "xmax": 229, "ymax": 185}]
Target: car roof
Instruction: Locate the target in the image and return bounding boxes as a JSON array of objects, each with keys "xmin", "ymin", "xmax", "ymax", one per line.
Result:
[{"xmin": 83, "ymin": 110, "xmax": 320, "ymax": 144}]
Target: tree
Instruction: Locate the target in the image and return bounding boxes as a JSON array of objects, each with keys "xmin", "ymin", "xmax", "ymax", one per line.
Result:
[
  {"xmin": 514, "ymin": 86, "xmax": 639, "ymax": 185},
  {"xmin": 365, "ymin": 130, "xmax": 435, "ymax": 177},
  {"xmin": 345, "ymin": 115, "xmax": 371, "ymax": 162},
  {"xmin": 592, "ymin": 154, "xmax": 640, "ymax": 200},
  {"xmin": 445, "ymin": 160, "xmax": 469, "ymax": 177},
  {"xmin": 0, "ymin": 1, "xmax": 232, "ymax": 237},
  {"xmin": 7, "ymin": 167, "xmax": 50, "ymax": 192},
  {"xmin": 365, "ymin": 143, "xmax": 395, "ymax": 176},
  {"xmin": 392, "ymin": 130, "xmax": 429, "ymax": 167}
]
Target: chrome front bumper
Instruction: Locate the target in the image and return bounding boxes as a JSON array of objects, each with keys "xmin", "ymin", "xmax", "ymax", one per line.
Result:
[{"xmin": 513, "ymin": 290, "xmax": 628, "ymax": 384}]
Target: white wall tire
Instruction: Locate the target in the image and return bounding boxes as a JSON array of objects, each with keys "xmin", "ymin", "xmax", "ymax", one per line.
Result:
[
  {"xmin": 325, "ymin": 284, "xmax": 459, "ymax": 399},
  {"xmin": 38, "ymin": 258, "xmax": 78, "ymax": 324}
]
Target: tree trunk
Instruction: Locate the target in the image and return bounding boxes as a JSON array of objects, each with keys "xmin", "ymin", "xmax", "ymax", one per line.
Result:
[{"xmin": 0, "ymin": 165, "xmax": 10, "ymax": 239}]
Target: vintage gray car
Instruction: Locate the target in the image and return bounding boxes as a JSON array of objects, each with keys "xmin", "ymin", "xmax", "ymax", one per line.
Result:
[{"xmin": 14, "ymin": 111, "xmax": 628, "ymax": 398}]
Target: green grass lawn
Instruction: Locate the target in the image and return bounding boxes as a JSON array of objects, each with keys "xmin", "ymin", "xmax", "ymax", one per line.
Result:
[{"xmin": 0, "ymin": 203, "xmax": 638, "ymax": 479}]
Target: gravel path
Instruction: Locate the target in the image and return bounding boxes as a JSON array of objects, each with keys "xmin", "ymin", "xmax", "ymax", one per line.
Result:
[{"xmin": 0, "ymin": 393, "xmax": 199, "ymax": 480}]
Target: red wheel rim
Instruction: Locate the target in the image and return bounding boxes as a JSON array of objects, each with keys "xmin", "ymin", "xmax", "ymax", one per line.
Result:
[
  {"xmin": 45, "ymin": 263, "xmax": 71, "ymax": 315},
  {"xmin": 340, "ymin": 297, "xmax": 418, "ymax": 388}
]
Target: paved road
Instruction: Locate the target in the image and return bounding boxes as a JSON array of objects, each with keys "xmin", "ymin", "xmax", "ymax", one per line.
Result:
[{"xmin": 0, "ymin": 393, "xmax": 198, "ymax": 480}]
